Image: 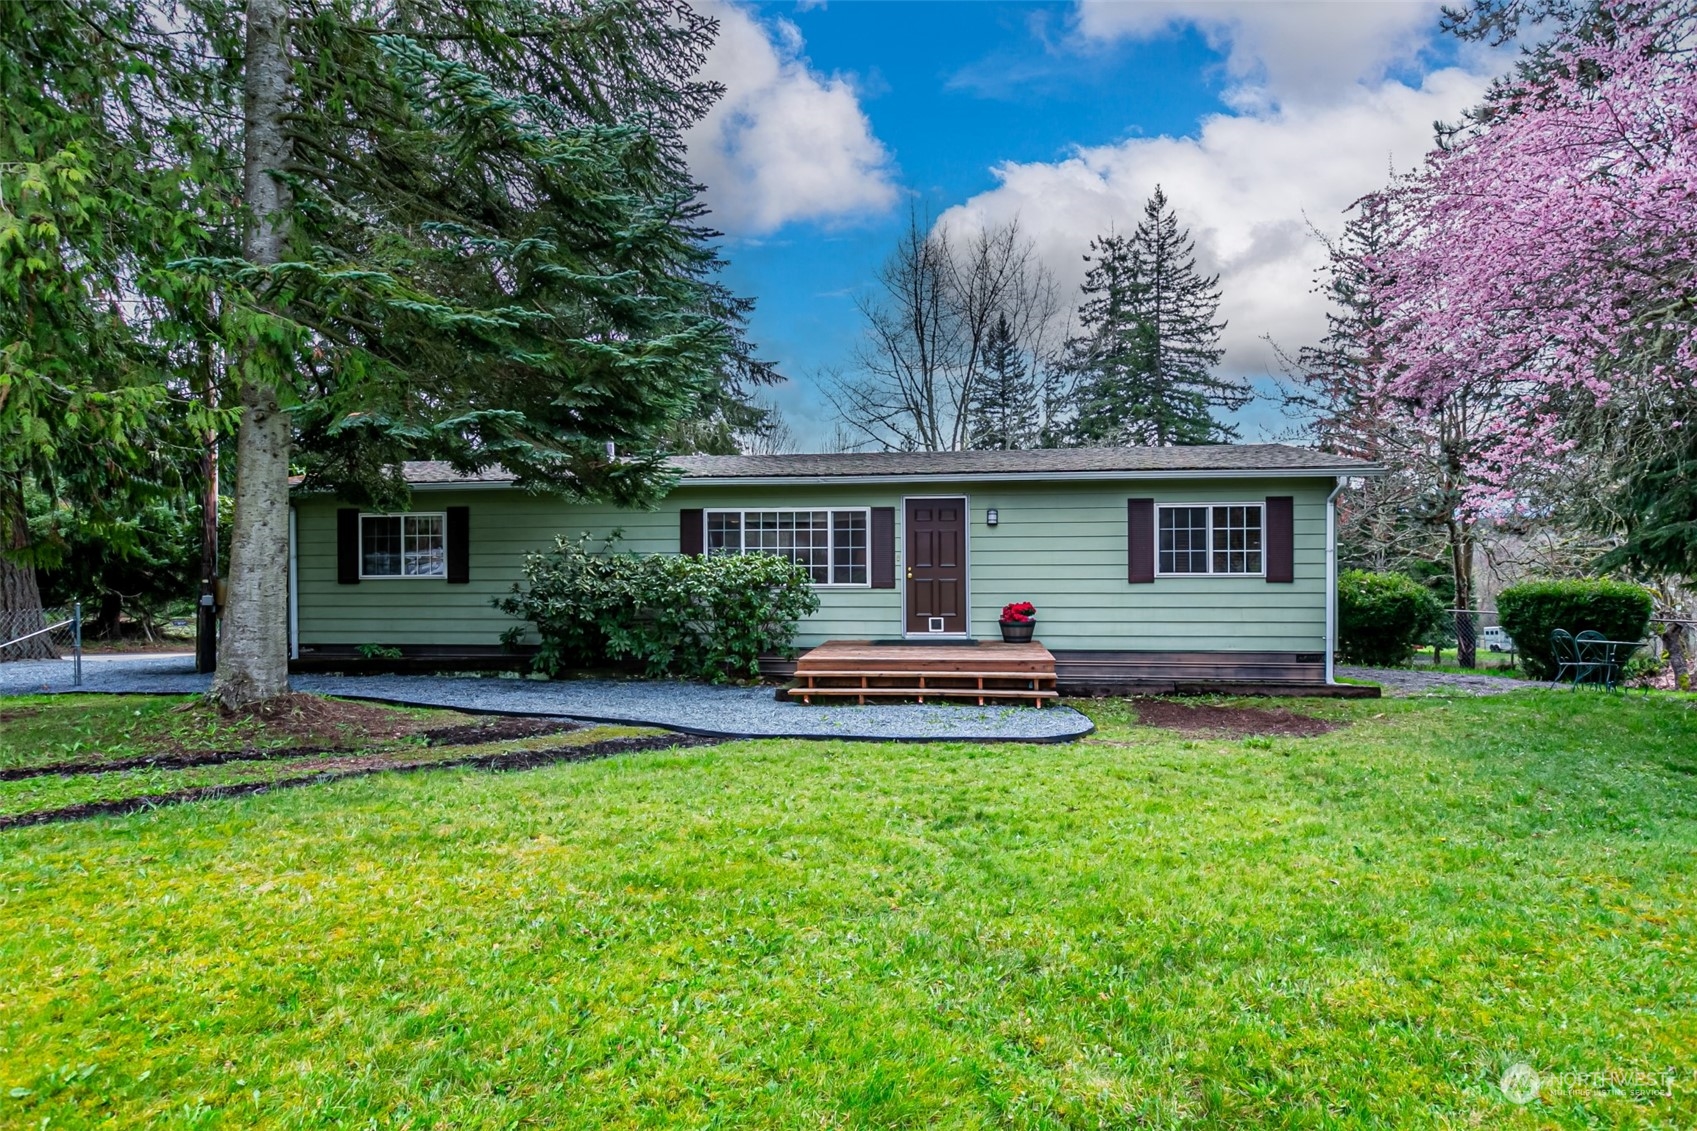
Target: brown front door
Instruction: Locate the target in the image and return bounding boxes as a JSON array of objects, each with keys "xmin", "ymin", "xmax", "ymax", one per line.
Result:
[{"xmin": 905, "ymin": 497, "xmax": 967, "ymax": 635}]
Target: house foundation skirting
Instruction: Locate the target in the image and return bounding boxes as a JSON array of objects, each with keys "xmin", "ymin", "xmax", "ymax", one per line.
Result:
[
  {"xmin": 766, "ymin": 647, "xmax": 1375, "ymax": 699},
  {"xmin": 293, "ymin": 643, "xmax": 538, "ymax": 675},
  {"xmin": 295, "ymin": 642, "xmax": 1377, "ymax": 699},
  {"xmin": 1040, "ymin": 648, "xmax": 1377, "ymax": 698}
]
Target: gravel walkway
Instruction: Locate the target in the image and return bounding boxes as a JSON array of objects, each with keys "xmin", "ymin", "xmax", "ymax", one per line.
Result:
[
  {"xmin": 0, "ymin": 653, "xmax": 1093, "ymax": 743},
  {"xmin": 1337, "ymin": 665, "xmax": 1536, "ymax": 696}
]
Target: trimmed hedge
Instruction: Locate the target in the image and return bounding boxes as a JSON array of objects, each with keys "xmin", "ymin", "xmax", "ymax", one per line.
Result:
[
  {"xmin": 1496, "ymin": 579, "xmax": 1654, "ymax": 679},
  {"xmin": 496, "ymin": 535, "xmax": 820, "ymax": 681},
  {"xmin": 1337, "ymin": 569, "xmax": 1446, "ymax": 666}
]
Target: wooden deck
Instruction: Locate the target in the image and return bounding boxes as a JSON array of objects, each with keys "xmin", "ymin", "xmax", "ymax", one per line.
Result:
[{"xmin": 792, "ymin": 640, "xmax": 1058, "ymax": 706}]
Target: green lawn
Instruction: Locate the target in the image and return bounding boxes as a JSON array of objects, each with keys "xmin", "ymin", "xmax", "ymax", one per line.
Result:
[{"xmin": 1, "ymin": 691, "xmax": 1694, "ymax": 1128}]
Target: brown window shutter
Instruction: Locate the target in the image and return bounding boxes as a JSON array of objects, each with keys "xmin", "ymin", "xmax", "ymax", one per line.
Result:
[
  {"xmin": 1265, "ymin": 496, "xmax": 1294, "ymax": 583},
  {"xmin": 679, "ymin": 508, "xmax": 704, "ymax": 556},
  {"xmin": 337, "ymin": 508, "xmax": 360, "ymax": 584},
  {"xmin": 445, "ymin": 506, "xmax": 470, "ymax": 584},
  {"xmin": 870, "ymin": 506, "xmax": 896, "ymax": 589},
  {"xmin": 1127, "ymin": 498, "xmax": 1155, "ymax": 583}
]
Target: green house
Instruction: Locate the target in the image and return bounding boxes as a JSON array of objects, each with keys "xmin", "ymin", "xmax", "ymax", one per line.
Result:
[{"xmin": 288, "ymin": 445, "xmax": 1380, "ymax": 692}]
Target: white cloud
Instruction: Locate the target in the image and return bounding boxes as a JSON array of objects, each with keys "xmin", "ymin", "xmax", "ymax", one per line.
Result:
[
  {"xmin": 935, "ymin": 66, "xmax": 1495, "ymax": 403},
  {"xmin": 686, "ymin": 2, "xmax": 898, "ymax": 235},
  {"xmin": 1074, "ymin": 0, "xmax": 1447, "ymax": 108}
]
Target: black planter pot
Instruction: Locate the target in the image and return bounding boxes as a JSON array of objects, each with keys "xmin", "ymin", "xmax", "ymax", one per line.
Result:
[{"xmin": 999, "ymin": 619, "xmax": 1036, "ymax": 644}]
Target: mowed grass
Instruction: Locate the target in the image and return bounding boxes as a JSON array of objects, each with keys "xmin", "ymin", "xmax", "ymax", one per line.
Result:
[{"xmin": 1, "ymin": 691, "xmax": 1694, "ymax": 1128}]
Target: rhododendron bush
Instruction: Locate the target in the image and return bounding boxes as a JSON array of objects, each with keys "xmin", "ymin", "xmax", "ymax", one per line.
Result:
[{"xmin": 1367, "ymin": 6, "xmax": 1697, "ymax": 513}]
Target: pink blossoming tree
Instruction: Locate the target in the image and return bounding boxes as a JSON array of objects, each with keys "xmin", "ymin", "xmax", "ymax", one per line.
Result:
[{"xmin": 1367, "ymin": 6, "xmax": 1697, "ymax": 515}]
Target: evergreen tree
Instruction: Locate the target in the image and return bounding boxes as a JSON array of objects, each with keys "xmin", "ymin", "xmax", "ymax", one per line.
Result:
[
  {"xmin": 5, "ymin": 0, "xmax": 773, "ymax": 706},
  {"xmin": 1283, "ymin": 193, "xmax": 1395, "ymax": 461},
  {"xmin": 965, "ymin": 314, "xmax": 1039, "ymax": 449},
  {"xmin": 0, "ymin": 0, "xmax": 222, "ymax": 651},
  {"xmin": 1275, "ymin": 193, "xmax": 1453, "ymax": 577},
  {"xmin": 1062, "ymin": 187, "xmax": 1244, "ymax": 446},
  {"xmin": 1035, "ymin": 357, "xmax": 1072, "ymax": 448}
]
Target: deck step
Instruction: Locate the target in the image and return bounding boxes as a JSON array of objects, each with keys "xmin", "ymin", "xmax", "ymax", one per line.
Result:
[
  {"xmin": 792, "ymin": 639, "xmax": 1058, "ymax": 707},
  {"xmin": 796, "ymin": 686, "xmax": 1057, "ymax": 705},
  {"xmin": 797, "ymin": 665, "xmax": 1058, "ymax": 672}
]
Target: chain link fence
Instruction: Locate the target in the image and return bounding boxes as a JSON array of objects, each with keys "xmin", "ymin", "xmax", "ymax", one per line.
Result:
[
  {"xmin": 1418, "ymin": 610, "xmax": 1693, "ymax": 679},
  {"xmin": 1411, "ymin": 608, "xmax": 1519, "ymax": 670},
  {"xmin": 0, "ymin": 605, "xmax": 82, "ymax": 685}
]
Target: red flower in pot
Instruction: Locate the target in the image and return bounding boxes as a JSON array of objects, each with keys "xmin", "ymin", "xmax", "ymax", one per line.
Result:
[
  {"xmin": 1000, "ymin": 601, "xmax": 1036, "ymax": 623},
  {"xmin": 999, "ymin": 601, "xmax": 1037, "ymax": 643}
]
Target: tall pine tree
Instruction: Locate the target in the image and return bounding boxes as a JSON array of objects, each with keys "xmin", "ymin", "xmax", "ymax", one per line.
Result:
[
  {"xmin": 1062, "ymin": 187, "xmax": 1244, "ymax": 446},
  {"xmin": 1275, "ymin": 193, "xmax": 1443, "ymax": 574},
  {"xmin": 0, "ymin": 0, "xmax": 225, "ymax": 651},
  {"xmin": 7, "ymin": 0, "xmax": 774, "ymax": 706},
  {"xmin": 964, "ymin": 314, "xmax": 1039, "ymax": 449}
]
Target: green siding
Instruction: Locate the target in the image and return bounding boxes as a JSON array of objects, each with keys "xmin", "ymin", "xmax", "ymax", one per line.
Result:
[{"xmin": 294, "ymin": 477, "xmax": 1333, "ymax": 653}]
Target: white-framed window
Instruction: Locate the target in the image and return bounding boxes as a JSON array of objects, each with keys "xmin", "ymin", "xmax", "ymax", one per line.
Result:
[
  {"xmin": 1157, "ymin": 504, "xmax": 1264, "ymax": 576},
  {"xmin": 705, "ymin": 508, "xmax": 869, "ymax": 586},
  {"xmin": 360, "ymin": 513, "xmax": 446, "ymax": 578}
]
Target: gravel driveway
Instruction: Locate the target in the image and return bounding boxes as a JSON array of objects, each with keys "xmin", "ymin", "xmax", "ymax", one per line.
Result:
[
  {"xmin": 0, "ymin": 653, "xmax": 1094, "ymax": 743},
  {"xmin": 1337, "ymin": 665, "xmax": 1535, "ymax": 696}
]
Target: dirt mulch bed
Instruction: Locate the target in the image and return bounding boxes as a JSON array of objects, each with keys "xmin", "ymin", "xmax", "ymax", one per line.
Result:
[
  {"xmin": 1131, "ymin": 697, "xmax": 1341, "ymax": 738},
  {"xmin": 421, "ymin": 716, "xmax": 582, "ymax": 746},
  {"xmin": 0, "ymin": 733, "xmax": 719, "ymax": 830},
  {"xmin": 220, "ymin": 692, "xmax": 441, "ymax": 746},
  {"xmin": 0, "ymin": 744, "xmax": 358, "ymax": 782},
  {"xmin": 1, "ymin": 714, "xmax": 589, "ymax": 782}
]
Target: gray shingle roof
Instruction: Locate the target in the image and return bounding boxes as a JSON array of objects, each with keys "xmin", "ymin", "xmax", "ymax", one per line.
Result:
[
  {"xmin": 668, "ymin": 445, "xmax": 1377, "ymax": 479},
  {"xmin": 399, "ymin": 445, "xmax": 1379, "ymax": 487},
  {"xmin": 401, "ymin": 460, "xmax": 513, "ymax": 484}
]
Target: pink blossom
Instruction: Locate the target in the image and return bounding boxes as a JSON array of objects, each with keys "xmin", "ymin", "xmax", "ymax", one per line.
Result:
[{"xmin": 1366, "ymin": 8, "xmax": 1697, "ymax": 510}]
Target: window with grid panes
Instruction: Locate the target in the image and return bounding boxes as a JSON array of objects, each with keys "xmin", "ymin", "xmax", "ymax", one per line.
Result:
[
  {"xmin": 1156, "ymin": 504, "xmax": 1263, "ymax": 575},
  {"xmin": 360, "ymin": 514, "xmax": 446, "ymax": 577},
  {"xmin": 704, "ymin": 508, "xmax": 868, "ymax": 585}
]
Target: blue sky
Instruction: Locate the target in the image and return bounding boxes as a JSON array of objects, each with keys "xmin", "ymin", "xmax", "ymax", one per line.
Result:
[{"xmin": 684, "ymin": 1, "xmax": 1501, "ymax": 447}]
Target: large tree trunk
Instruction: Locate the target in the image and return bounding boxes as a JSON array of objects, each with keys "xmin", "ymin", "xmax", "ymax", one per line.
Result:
[
  {"xmin": 214, "ymin": 0, "xmax": 293, "ymax": 710},
  {"xmin": 1658, "ymin": 620, "xmax": 1691, "ymax": 691},
  {"xmin": 0, "ymin": 477, "xmax": 56, "ymax": 662},
  {"xmin": 0, "ymin": 555, "xmax": 57, "ymax": 662},
  {"xmin": 90, "ymin": 591, "xmax": 123, "ymax": 640},
  {"xmin": 1446, "ymin": 518, "xmax": 1477, "ymax": 669}
]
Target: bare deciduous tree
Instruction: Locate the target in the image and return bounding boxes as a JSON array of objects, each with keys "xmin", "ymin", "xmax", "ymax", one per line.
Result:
[
  {"xmin": 737, "ymin": 396, "xmax": 799, "ymax": 456},
  {"xmin": 828, "ymin": 212, "xmax": 1059, "ymax": 452}
]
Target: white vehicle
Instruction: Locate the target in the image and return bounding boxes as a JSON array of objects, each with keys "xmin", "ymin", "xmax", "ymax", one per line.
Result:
[{"xmin": 1482, "ymin": 625, "xmax": 1516, "ymax": 652}]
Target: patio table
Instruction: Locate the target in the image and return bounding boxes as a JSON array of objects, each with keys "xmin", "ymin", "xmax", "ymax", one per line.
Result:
[{"xmin": 1572, "ymin": 635, "xmax": 1641, "ymax": 690}]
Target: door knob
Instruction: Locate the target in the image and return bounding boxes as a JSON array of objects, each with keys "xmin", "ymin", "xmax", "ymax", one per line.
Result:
[{"xmin": 906, "ymin": 570, "xmax": 913, "ymax": 578}]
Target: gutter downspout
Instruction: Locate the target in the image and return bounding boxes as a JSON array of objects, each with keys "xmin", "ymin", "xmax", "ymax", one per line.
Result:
[
  {"xmin": 288, "ymin": 506, "xmax": 299, "ymax": 661},
  {"xmin": 1325, "ymin": 476, "xmax": 1345, "ymax": 684}
]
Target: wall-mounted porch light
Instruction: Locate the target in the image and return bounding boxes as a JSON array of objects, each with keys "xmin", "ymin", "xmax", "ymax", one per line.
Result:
[{"xmin": 985, "ymin": 508, "xmax": 999, "ymax": 527}]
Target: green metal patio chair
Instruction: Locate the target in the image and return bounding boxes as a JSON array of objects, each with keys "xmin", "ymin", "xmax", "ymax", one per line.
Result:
[{"xmin": 1550, "ymin": 629, "xmax": 1594, "ymax": 689}]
